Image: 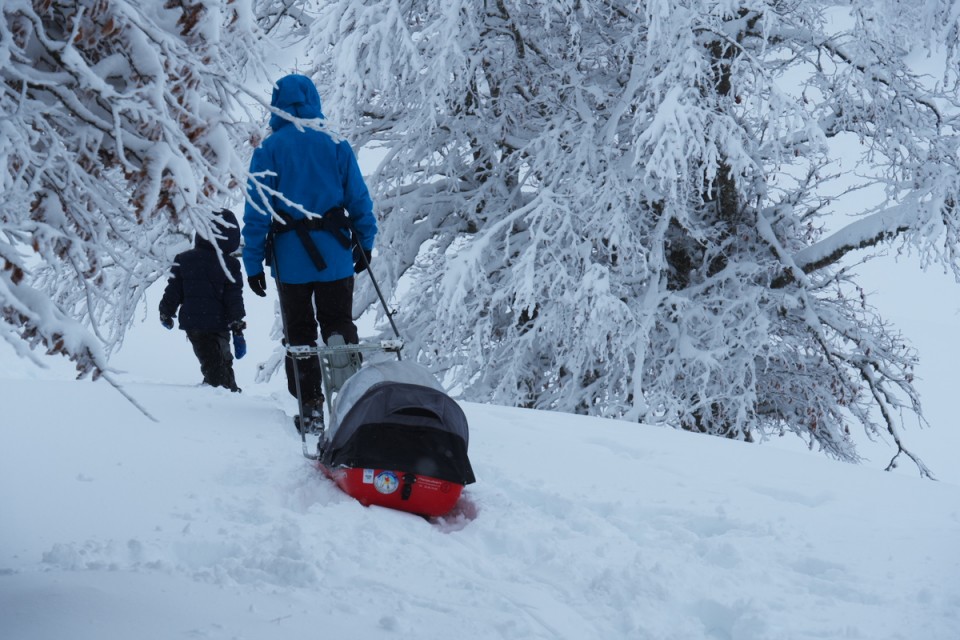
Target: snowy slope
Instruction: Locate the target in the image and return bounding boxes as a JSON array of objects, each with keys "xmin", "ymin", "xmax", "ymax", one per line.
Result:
[{"xmin": 2, "ymin": 331, "xmax": 959, "ymax": 639}]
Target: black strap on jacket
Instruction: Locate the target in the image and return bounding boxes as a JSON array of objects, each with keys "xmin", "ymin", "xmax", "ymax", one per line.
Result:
[{"xmin": 271, "ymin": 207, "xmax": 353, "ymax": 272}]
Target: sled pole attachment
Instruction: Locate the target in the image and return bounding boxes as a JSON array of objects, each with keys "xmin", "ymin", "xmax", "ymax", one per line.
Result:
[
  {"xmin": 289, "ymin": 340, "xmax": 402, "ymax": 460},
  {"xmin": 353, "ymin": 239, "xmax": 402, "ymax": 359},
  {"xmin": 267, "ymin": 227, "xmax": 320, "ymax": 459}
]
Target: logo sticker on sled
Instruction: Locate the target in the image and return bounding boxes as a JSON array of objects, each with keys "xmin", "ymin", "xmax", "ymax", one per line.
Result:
[
  {"xmin": 362, "ymin": 469, "xmax": 375, "ymax": 484},
  {"xmin": 374, "ymin": 471, "xmax": 399, "ymax": 495}
]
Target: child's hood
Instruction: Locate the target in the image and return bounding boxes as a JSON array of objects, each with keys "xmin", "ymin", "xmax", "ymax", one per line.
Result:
[{"xmin": 196, "ymin": 209, "xmax": 241, "ymax": 255}]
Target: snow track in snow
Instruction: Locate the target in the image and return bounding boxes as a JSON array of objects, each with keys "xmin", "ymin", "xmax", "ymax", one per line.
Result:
[{"xmin": 2, "ymin": 378, "xmax": 959, "ymax": 640}]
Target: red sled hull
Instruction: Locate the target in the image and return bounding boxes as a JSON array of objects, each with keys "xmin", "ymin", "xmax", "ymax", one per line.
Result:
[{"xmin": 319, "ymin": 464, "xmax": 464, "ymax": 517}]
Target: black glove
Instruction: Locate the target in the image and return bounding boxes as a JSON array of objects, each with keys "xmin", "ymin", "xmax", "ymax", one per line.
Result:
[
  {"xmin": 160, "ymin": 314, "xmax": 174, "ymax": 330},
  {"xmin": 233, "ymin": 333, "xmax": 247, "ymax": 359},
  {"xmin": 352, "ymin": 245, "xmax": 373, "ymax": 273},
  {"xmin": 229, "ymin": 320, "xmax": 247, "ymax": 334},
  {"xmin": 248, "ymin": 273, "xmax": 267, "ymax": 297}
]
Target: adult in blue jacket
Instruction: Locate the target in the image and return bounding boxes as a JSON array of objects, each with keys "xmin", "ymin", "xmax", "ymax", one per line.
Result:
[{"xmin": 242, "ymin": 74, "xmax": 377, "ymax": 430}]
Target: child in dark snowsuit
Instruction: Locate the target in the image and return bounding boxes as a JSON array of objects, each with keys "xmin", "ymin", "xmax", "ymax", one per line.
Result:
[{"xmin": 159, "ymin": 209, "xmax": 247, "ymax": 392}]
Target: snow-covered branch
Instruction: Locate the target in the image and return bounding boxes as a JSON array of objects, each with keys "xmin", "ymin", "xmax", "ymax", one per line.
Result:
[
  {"xmin": 1, "ymin": 0, "xmax": 268, "ymax": 373},
  {"xmin": 302, "ymin": 1, "xmax": 958, "ymax": 472}
]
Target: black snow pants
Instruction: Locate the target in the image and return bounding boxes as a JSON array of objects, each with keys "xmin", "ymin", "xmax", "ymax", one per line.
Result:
[
  {"xmin": 277, "ymin": 277, "xmax": 358, "ymax": 408},
  {"xmin": 186, "ymin": 330, "xmax": 239, "ymax": 392}
]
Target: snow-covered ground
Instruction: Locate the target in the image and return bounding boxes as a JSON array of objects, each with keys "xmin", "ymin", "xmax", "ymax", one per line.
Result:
[{"xmin": 2, "ymin": 281, "xmax": 959, "ymax": 640}]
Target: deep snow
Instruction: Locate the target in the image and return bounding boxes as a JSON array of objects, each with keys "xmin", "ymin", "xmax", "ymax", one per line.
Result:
[{"xmin": 2, "ymin": 280, "xmax": 960, "ymax": 640}]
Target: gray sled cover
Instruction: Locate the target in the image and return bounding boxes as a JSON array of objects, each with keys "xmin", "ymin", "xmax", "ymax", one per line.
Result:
[{"xmin": 320, "ymin": 361, "xmax": 475, "ymax": 485}]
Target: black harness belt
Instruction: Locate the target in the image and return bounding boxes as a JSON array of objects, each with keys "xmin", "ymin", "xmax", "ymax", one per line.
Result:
[{"xmin": 271, "ymin": 207, "xmax": 352, "ymax": 272}]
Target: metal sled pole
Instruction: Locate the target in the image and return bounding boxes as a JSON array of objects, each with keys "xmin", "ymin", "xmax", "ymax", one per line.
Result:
[
  {"xmin": 268, "ymin": 232, "xmax": 320, "ymax": 460},
  {"xmin": 288, "ymin": 339, "xmax": 404, "ymax": 418},
  {"xmin": 268, "ymin": 219, "xmax": 406, "ymax": 461},
  {"xmin": 288, "ymin": 340, "xmax": 403, "ymax": 461},
  {"xmin": 353, "ymin": 241, "xmax": 403, "ymax": 356}
]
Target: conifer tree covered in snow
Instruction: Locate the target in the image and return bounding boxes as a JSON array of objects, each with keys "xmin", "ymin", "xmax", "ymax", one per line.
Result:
[
  {"xmin": 0, "ymin": 0, "xmax": 265, "ymax": 378},
  {"xmin": 308, "ymin": 0, "xmax": 959, "ymax": 472}
]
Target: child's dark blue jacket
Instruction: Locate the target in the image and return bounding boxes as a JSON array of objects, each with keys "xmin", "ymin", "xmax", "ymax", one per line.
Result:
[{"xmin": 159, "ymin": 210, "xmax": 245, "ymax": 332}]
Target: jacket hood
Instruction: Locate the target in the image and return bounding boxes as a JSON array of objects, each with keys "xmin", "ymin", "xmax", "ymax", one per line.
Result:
[
  {"xmin": 196, "ymin": 209, "xmax": 241, "ymax": 254},
  {"xmin": 269, "ymin": 74, "xmax": 324, "ymax": 131}
]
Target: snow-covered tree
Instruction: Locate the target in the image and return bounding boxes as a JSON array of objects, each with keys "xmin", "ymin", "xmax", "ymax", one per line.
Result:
[
  {"xmin": 308, "ymin": 0, "xmax": 960, "ymax": 474},
  {"xmin": 0, "ymin": 0, "xmax": 267, "ymax": 379}
]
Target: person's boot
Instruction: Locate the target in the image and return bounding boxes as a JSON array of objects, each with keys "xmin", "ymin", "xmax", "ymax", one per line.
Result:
[{"xmin": 302, "ymin": 400, "xmax": 325, "ymax": 435}]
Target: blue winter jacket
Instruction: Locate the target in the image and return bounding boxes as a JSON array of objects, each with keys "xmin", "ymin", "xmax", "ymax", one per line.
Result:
[
  {"xmin": 242, "ymin": 74, "xmax": 377, "ymax": 284},
  {"xmin": 160, "ymin": 209, "xmax": 246, "ymax": 332}
]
